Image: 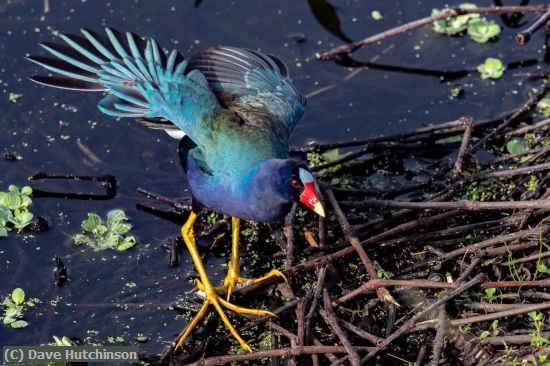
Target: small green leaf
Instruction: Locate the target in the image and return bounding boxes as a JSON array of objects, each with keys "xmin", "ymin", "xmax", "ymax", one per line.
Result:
[
  {"xmin": 94, "ymin": 224, "xmax": 108, "ymax": 236},
  {"xmin": 3, "ymin": 298, "xmax": 15, "ymax": 308},
  {"xmin": 467, "ymin": 18, "xmax": 500, "ymax": 43},
  {"xmin": 536, "ymin": 97, "xmax": 550, "ymax": 117},
  {"xmin": 5, "ymin": 307, "xmax": 21, "ymax": 319},
  {"xmin": 10, "ymin": 320, "xmax": 28, "ymax": 328},
  {"xmin": 117, "ymin": 236, "xmax": 136, "ymax": 251},
  {"xmin": 8, "ymin": 185, "xmax": 19, "ymax": 193},
  {"xmin": 109, "ymin": 222, "xmax": 132, "ymax": 235},
  {"xmin": 11, "ymin": 288, "xmax": 25, "ymax": 305},
  {"xmin": 20, "ymin": 186, "xmax": 32, "ymax": 196},
  {"xmin": 72, "ymin": 234, "xmax": 89, "ymax": 245},
  {"xmin": 506, "ymin": 138, "xmax": 529, "ymax": 155},
  {"xmin": 82, "ymin": 213, "xmax": 102, "ymax": 232},
  {"xmin": 100, "ymin": 233, "xmax": 121, "ymax": 250},
  {"xmin": 1, "ymin": 192, "xmax": 22, "ymax": 210},
  {"xmin": 10, "ymin": 210, "xmax": 33, "ymax": 229},
  {"xmin": 479, "ymin": 330, "xmax": 491, "ymax": 340},
  {"xmin": 477, "ymin": 57, "xmax": 504, "ymax": 80},
  {"xmin": 432, "ymin": 3, "xmax": 479, "ymax": 35},
  {"xmin": 371, "ymin": 10, "xmax": 382, "ymax": 20},
  {"xmin": 3, "ymin": 316, "xmax": 15, "ymax": 325},
  {"xmin": 0, "ymin": 227, "xmax": 8, "ymax": 237},
  {"xmin": 107, "ymin": 209, "xmax": 127, "ymax": 222},
  {"xmin": 135, "ymin": 334, "xmax": 149, "ymax": 343}
]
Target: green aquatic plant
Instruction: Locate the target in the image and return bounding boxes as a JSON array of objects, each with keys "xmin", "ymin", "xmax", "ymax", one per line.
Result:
[
  {"xmin": 432, "ymin": 3, "xmax": 479, "ymax": 36},
  {"xmin": 537, "ymin": 96, "xmax": 550, "ymax": 117},
  {"xmin": 528, "ymin": 311, "xmax": 550, "ymax": 347},
  {"xmin": 524, "ymin": 175, "xmax": 539, "ymax": 192},
  {"xmin": 371, "ymin": 10, "xmax": 383, "ymax": 20},
  {"xmin": 72, "ymin": 209, "xmax": 138, "ymax": 251},
  {"xmin": 52, "ymin": 335, "xmax": 74, "ymax": 346},
  {"xmin": 506, "ymin": 138, "xmax": 529, "ymax": 155},
  {"xmin": 467, "ymin": 18, "xmax": 500, "ymax": 43},
  {"xmin": 477, "ymin": 58, "xmax": 504, "ymax": 79},
  {"xmin": 0, "ymin": 185, "xmax": 34, "ymax": 236},
  {"xmin": 479, "ymin": 319, "xmax": 500, "ymax": 340},
  {"xmin": 2, "ymin": 288, "xmax": 28, "ymax": 329}
]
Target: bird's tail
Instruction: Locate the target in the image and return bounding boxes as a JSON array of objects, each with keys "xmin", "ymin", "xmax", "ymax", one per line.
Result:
[{"xmin": 27, "ymin": 28, "xmax": 209, "ymax": 122}]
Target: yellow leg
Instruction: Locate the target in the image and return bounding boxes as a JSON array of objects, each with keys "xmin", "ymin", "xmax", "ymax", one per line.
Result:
[
  {"xmin": 222, "ymin": 217, "xmax": 288, "ymax": 300},
  {"xmin": 175, "ymin": 212, "xmax": 274, "ymax": 352}
]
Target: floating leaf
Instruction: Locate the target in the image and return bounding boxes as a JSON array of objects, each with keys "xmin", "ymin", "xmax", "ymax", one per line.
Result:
[
  {"xmin": 53, "ymin": 335, "xmax": 73, "ymax": 346},
  {"xmin": 0, "ymin": 227, "xmax": 8, "ymax": 237},
  {"xmin": 9, "ymin": 210, "xmax": 33, "ymax": 230},
  {"xmin": 432, "ymin": 3, "xmax": 479, "ymax": 35},
  {"xmin": 506, "ymin": 138, "xmax": 528, "ymax": 155},
  {"xmin": 82, "ymin": 213, "xmax": 102, "ymax": 232},
  {"xmin": 72, "ymin": 234, "xmax": 88, "ymax": 246},
  {"xmin": 5, "ymin": 308, "xmax": 20, "ymax": 319},
  {"xmin": 3, "ymin": 298, "xmax": 15, "ymax": 308},
  {"xmin": 73, "ymin": 209, "xmax": 138, "ymax": 251},
  {"xmin": 371, "ymin": 10, "xmax": 382, "ymax": 20},
  {"xmin": 1, "ymin": 192, "xmax": 23, "ymax": 210},
  {"xmin": 107, "ymin": 209, "xmax": 127, "ymax": 221},
  {"xmin": 11, "ymin": 288, "xmax": 25, "ymax": 305},
  {"xmin": 536, "ymin": 97, "xmax": 550, "ymax": 117},
  {"xmin": 477, "ymin": 58, "xmax": 504, "ymax": 79},
  {"xmin": 20, "ymin": 186, "xmax": 32, "ymax": 196},
  {"xmin": 10, "ymin": 320, "xmax": 28, "ymax": 328},
  {"xmin": 467, "ymin": 18, "xmax": 500, "ymax": 43},
  {"xmin": 479, "ymin": 330, "xmax": 491, "ymax": 340},
  {"xmin": 117, "ymin": 236, "xmax": 136, "ymax": 251}
]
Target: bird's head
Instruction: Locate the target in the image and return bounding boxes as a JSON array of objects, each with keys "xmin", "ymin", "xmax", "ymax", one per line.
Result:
[
  {"xmin": 292, "ymin": 167, "xmax": 325, "ymax": 218},
  {"xmin": 252, "ymin": 159, "xmax": 325, "ymax": 220}
]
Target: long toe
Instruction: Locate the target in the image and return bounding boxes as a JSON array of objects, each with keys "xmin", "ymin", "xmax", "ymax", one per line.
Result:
[{"xmin": 178, "ymin": 284, "xmax": 274, "ymax": 352}]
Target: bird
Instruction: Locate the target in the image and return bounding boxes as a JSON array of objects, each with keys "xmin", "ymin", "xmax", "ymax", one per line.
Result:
[{"xmin": 28, "ymin": 27, "xmax": 325, "ymax": 351}]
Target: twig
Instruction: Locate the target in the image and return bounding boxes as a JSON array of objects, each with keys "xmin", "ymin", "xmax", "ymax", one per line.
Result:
[
  {"xmin": 413, "ymin": 302, "xmax": 550, "ymax": 331},
  {"xmin": 482, "ymin": 333, "xmax": 550, "ymax": 346},
  {"xmin": 340, "ymin": 199, "xmax": 550, "ymax": 211},
  {"xmin": 293, "ymin": 118, "xmax": 466, "ymax": 153},
  {"xmin": 516, "ymin": 10, "xmax": 550, "ymax": 44},
  {"xmin": 452, "ymin": 116, "xmax": 474, "ymax": 179},
  {"xmin": 506, "ymin": 117, "xmax": 550, "ymax": 137},
  {"xmin": 326, "ymin": 188, "xmax": 397, "ymax": 305},
  {"xmin": 320, "ymin": 290, "xmax": 361, "ymax": 366},
  {"xmin": 137, "ymin": 187, "xmax": 191, "ymax": 212},
  {"xmin": 361, "ymin": 274, "xmax": 485, "ymax": 363},
  {"xmin": 415, "ymin": 344, "xmax": 428, "ymax": 366},
  {"xmin": 296, "ymin": 298, "xmax": 306, "ymax": 347},
  {"xmin": 431, "ymin": 307, "xmax": 447, "ymax": 366},
  {"xmin": 185, "ymin": 345, "xmax": 374, "ymax": 366},
  {"xmin": 317, "ymin": 5, "xmax": 549, "ymax": 59},
  {"xmin": 336, "ymin": 318, "xmax": 383, "ymax": 344},
  {"xmin": 468, "ymin": 87, "xmax": 549, "ymax": 154}
]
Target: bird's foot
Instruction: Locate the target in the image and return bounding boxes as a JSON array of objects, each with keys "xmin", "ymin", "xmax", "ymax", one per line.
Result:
[
  {"xmin": 223, "ymin": 261, "xmax": 287, "ymax": 300},
  {"xmin": 175, "ymin": 279, "xmax": 275, "ymax": 352}
]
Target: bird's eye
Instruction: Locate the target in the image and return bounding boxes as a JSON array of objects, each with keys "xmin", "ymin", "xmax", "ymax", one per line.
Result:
[{"xmin": 290, "ymin": 178, "xmax": 301, "ymax": 190}]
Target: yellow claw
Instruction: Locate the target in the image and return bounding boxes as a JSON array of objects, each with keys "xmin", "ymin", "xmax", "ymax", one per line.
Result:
[{"xmin": 175, "ymin": 213, "xmax": 276, "ymax": 352}]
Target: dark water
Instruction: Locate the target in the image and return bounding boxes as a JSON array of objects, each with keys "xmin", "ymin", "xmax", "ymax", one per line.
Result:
[{"xmin": 0, "ymin": 0, "xmax": 547, "ymax": 355}]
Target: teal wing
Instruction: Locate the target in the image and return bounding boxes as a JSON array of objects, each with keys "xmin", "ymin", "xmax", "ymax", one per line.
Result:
[
  {"xmin": 28, "ymin": 28, "xmax": 220, "ymax": 150},
  {"xmin": 188, "ymin": 47, "xmax": 306, "ymax": 138}
]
